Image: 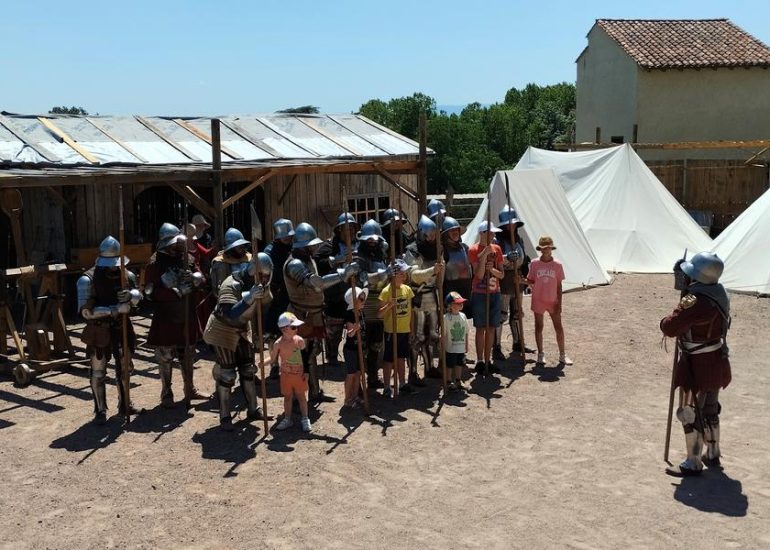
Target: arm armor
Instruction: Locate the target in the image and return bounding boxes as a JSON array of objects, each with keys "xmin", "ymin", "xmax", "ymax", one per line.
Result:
[
  {"xmin": 308, "ymin": 270, "xmax": 346, "ymax": 292},
  {"xmin": 82, "ymin": 306, "xmax": 113, "ymax": 320},
  {"xmin": 76, "ymin": 274, "xmax": 94, "ymax": 312},
  {"xmin": 218, "ymin": 300, "xmax": 256, "ymax": 328},
  {"xmin": 410, "ymin": 265, "xmax": 435, "ymax": 285}
]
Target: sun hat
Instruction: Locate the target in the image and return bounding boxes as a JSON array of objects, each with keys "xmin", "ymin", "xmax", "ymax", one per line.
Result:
[
  {"xmin": 277, "ymin": 311, "xmax": 304, "ymax": 328},
  {"xmin": 445, "ymin": 291, "xmax": 467, "ymax": 305},
  {"xmin": 191, "ymin": 214, "xmax": 211, "ymax": 228},
  {"xmin": 536, "ymin": 236, "xmax": 556, "ymax": 250},
  {"xmin": 344, "ymin": 286, "xmax": 370, "ymax": 310}
]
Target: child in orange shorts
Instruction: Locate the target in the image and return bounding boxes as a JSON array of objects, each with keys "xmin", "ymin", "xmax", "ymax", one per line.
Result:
[{"xmin": 270, "ymin": 312, "xmax": 312, "ymax": 432}]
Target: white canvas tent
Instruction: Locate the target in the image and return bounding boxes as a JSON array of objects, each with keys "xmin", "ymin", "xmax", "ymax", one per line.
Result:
[
  {"xmin": 515, "ymin": 144, "xmax": 713, "ymax": 273},
  {"xmin": 463, "ymin": 169, "xmax": 610, "ymax": 291},
  {"xmin": 713, "ymin": 187, "xmax": 770, "ymax": 295}
]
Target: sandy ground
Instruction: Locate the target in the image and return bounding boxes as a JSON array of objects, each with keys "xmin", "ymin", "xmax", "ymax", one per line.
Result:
[{"xmin": 1, "ymin": 274, "xmax": 768, "ymax": 549}]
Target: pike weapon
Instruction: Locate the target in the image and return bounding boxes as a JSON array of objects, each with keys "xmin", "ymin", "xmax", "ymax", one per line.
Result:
[
  {"xmin": 250, "ymin": 202, "xmax": 270, "ymax": 435},
  {"xmin": 504, "ymin": 173, "xmax": 526, "ymax": 358},
  {"xmin": 118, "ymin": 185, "xmax": 132, "ymax": 419}
]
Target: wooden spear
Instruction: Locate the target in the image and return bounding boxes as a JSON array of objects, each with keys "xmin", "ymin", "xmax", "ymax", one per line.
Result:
[
  {"xmin": 118, "ymin": 185, "xmax": 132, "ymax": 419},
  {"xmin": 250, "ymin": 203, "xmax": 270, "ymax": 435},
  {"xmin": 504, "ymin": 173, "xmax": 526, "ymax": 358},
  {"xmin": 435, "ymin": 209, "xmax": 447, "ymax": 393},
  {"xmin": 483, "ymin": 185, "xmax": 492, "ymax": 376}
]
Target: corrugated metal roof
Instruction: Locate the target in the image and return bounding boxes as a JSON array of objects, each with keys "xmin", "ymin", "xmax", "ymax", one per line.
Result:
[{"xmin": 0, "ymin": 112, "xmax": 429, "ymax": 167}]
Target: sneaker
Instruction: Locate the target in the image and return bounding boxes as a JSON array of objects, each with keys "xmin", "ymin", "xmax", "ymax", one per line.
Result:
[
  {"xmin": 382, "ymin": 387, "xmax": 392, "ymax": 399},
  {"xmin": 275, "ymin": 417, "xmax": 293, "ymax": 431},
  {"xmin": 300, "ymin": 417, "xmax": 312, "ymax": 432},
  {"xmin": 559, "ymin": 355, "xmax": 574, "ymax": 366},
  {"xmin": 220, "ymin": 416, "xmax": 235, "ymax": 432},
  {"xmin": 536, "ymin": 352, "xmax": 545, "ymax": 364}
]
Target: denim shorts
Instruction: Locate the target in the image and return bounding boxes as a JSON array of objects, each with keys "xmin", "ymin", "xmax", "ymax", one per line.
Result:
[{"xmin": 471, "ymin": 292, "xmax": 502, "ymax": 328}]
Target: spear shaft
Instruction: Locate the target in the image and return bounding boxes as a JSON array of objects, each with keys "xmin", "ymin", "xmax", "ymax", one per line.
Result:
[{"xmin": 118, "ymin": 185, "xmax": 131, "ymax": 418}]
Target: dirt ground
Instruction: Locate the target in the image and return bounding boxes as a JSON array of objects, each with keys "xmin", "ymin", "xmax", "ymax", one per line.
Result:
[{"xmin": 1, "ymin": 274, "xmax": 768, "ymax": 549}]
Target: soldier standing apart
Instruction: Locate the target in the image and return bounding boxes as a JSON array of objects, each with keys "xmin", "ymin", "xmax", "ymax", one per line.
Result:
[
  {"xmin": 284, "ymin": 222, "xmax": 359, "ymax": 403},
  {"xmin": 526, "ymin": 236, "xmax": 571, "ymax": 366},
  {"xmin": 144, "ymin": 223, "xmax": 208, "ymax": 408},
  {"xmin": 660, "ymin": 252, "xmax": 731, "ymax": 477},
  {"xmin": 353, "ymin": 220, "xmax": 393, "ymax": 389},
  {"xmin": 378, "ymin": 259, "xmax": 415, "ymax": 397},
  {"xmin": 78, "ymin": 236, "xmax": 143, "ymax": 424},
  {"xmin": 468, "ymin": 221, "xmax": 504, "ymax": 375},
  {"xmin": 203, "ymin": 253, "xmax": 272, "ymax": 431},
  {"xmin": 404, "ymin": 215, "xmax": 445, "ymax": 383},
  {"xmin": 264, "ymin": 218, "xmax": 295, "ymax": 378},
  {"xmin": 494, "ymin": 206, "xmax": 531, "ymax": 359}
]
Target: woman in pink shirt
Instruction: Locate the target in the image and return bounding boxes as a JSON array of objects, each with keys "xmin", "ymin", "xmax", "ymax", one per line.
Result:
[{"xmin": 527, "ymin": 236, "xmax": 572, "ymax": 366}]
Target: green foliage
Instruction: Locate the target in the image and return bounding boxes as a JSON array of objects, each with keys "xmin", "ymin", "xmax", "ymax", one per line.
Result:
[
  {"xmin": 277, "ymin": 105, "xmax": 320, "ymax": 114},
  {"xmin": 49, "ymin": 106, "xmax": 88, "ymax": 115},
  {"xmin": 357, "ymin": 83, "xmax": 575, "ymax": 193}
]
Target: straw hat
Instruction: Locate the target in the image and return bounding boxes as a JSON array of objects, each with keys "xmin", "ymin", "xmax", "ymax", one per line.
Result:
[
  {"xmin": 191, "ymin": 214, "xmax": 211, "ymax": 228},
  {"xmin": 536, "ymin": 236, "xmax": 556, "ymax": 250}
]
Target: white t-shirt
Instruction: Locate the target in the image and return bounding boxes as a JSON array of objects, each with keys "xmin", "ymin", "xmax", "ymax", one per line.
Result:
[{"xmin": 444, "ymin": 311, "xmax": 468, "ymax": 354}]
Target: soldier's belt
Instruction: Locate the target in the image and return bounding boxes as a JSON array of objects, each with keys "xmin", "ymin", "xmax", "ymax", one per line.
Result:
[{"xmin": 681, "ymin": 339, "xmax": 723, "ymax": 355}]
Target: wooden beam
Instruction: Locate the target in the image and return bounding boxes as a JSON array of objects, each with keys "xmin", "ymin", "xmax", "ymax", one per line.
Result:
[
  {"xmin": 418, "ymin": 113, "xmax": 428, "ymax": 213},
  {"xmin": 374, "ymin": 164, "xmax": 419, "ymax": 202},
  {"xmin": 37, "ymin": 117, "xmax": 100, "ymax": 164},
  {"xmin": 219, "ymin": 159, "xmax": 421, "ymax": 182},
  {"xmin": 85, "ymin": 117, "xmax": 147, "ymax": 162},
  {"xmin": 220, "ymin": 119, "xmax": 282, "ymax": 158},
  {"xmin": 172, "ymin": 118, "xmax": 243, "ymax": 160},
  {"xmin": 211, "ymin": 119, "xmax": 224, "ymax": 248},
  {"xmin": 221, "ymin": 170, "xmax": 274, "ymax": 210},
  {"xmin": 277, "ymin": 174, "xmax": 298, "ymax": 205},
  {"xmin": 0, "ymin": 115, "xmax": 61, "ymax": 162},
  {"xmin": 168, "ymin": 182, "xmax": 217, "ymax": 220},
  {"xmin": 294, "ymin": 117, "xmax": 362, "ymax": 155},
  {"xmin": 134, "ymin": 116, "xmax": 201, "ymax": 161},
  {"xmin": 0, "ymin": 168, "xmax": 213, "ymax": 189}
]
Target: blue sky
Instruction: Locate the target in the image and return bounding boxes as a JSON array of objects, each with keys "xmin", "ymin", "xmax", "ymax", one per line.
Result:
[{"xmin": 4, "ymin": 0, "xmax": 770, "ymax": 116}]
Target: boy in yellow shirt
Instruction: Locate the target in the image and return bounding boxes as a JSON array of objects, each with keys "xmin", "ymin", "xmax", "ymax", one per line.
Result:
[{"xmin": 378, "ymin": 259, "xmax": 414, "ymax": 397}]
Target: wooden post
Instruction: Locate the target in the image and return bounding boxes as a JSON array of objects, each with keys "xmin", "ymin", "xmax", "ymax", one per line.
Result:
[
  {"xmin": 632, "ymin": 124, "xmax": 639, "ymax": 145},
  {"xmin": 418, "ymin": 113, "xmax": 428, "ymax": 214},
  {"xmin": 682, "ymin": 159, "xmax": 689, "ymax": 208},
  {"xmin": 595, "ymin": 127, "xmax": 601, "ymax": 144},
  {"xmin": 211, "ymin": 119, "xmax": 224, "ymax": 248}
]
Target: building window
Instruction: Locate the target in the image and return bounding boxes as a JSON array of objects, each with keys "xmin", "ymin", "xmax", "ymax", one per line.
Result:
[
  {"xmin": 347, "ymin": 194, "xmax": 389, "ymax": 226},
  {"xmin": 611, "ymin": 135, "xmax": 624, "ymax": 144}
]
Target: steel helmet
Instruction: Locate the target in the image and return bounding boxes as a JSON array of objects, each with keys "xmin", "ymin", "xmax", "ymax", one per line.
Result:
[
  {"xmin": 95, "ymin": 235, "xmax": 129, "ymax": 267},
  {"xmin": 335, "ymin": 212, "xmax": 359, "ymax": 231},
  {"xmin": 498, "ymin": 205, "xmax": 524, "ymax": 228},
  {"xmin": 223, "ymin": 227, "xmax": 250, "ymax": 253},
  {"xmin": 157, "ymin": 223, "xmax": 185, "ymax": 251},
  {"xmin": 416, "ymin": 215, "xmax": 437, "ymax": 242},
  {"xmin": 681, "ymin": 252, "xmax": 724, "ymax": 285},
  {"xmin": 427, "ymin": 199, "xmax": 446, "ymax": 220},
  {"xmin": 292, "ymin": 222, "xmax": 323, "ymax": 249},
  {"xmin": 441, "ymin": 216, "xmax": 461, "ymax": 234},
  {"xmin": 241, "ymin": 251, "xmax": 274, "ymax": 284},
  {"xmin": 380, "ymin": 208, "xmax": 403, "ymax": 227},
  {"xmin": 358, "ymin": 219, "xmax": 383, "ymax": 242},
  {"xmin": 272, "ymin": 218, "xmax": 295, "ymax": 240}
]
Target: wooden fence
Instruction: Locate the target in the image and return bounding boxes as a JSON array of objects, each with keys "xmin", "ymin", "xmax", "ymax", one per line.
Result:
[{"xmin": 647, "ymin": 160, "xmax": 769, "ymax": 235}]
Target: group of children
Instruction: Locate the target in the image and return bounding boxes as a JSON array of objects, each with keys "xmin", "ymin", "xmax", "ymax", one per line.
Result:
[{"xmin": 267, "ymin": 230, "xmax": 571, "ymax": 433}]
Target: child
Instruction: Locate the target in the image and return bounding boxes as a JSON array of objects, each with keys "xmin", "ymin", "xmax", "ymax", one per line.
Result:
[
  {"xmin": 468, "ymin": 221, "xmax": 504, "ymax": 375},
  {"xmin": 526, "ymin": 236, "xmax": 572, "ymax": 366},
  {"xmin": 444, "ymin": 291, "xmax": 469, "ymax": 391},
  {"xmin": 270, "ymin": 312, "xmax": 312, "ymax": 432},
  {"xmin": 342, "ymin": 286, "xmax": 369, "ymax": 409},
  {"xmin": 378, "ymin": 259, "xmax": 415, "ymax": 397}
]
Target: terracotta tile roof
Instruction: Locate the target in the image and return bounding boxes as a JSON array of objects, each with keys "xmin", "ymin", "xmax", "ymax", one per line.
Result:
[{"xmin": 596, "ymin": 19, "xmax": 770, "ymax": 69}]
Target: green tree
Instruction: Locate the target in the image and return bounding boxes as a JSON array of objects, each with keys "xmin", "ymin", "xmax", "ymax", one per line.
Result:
[
  {"xmin": 49, "ymin": 106, "xmax": 88, "ymax": 115},
  {"xmin": 277, "ymin": 105, "xmax": 320, "ymax": 114}
]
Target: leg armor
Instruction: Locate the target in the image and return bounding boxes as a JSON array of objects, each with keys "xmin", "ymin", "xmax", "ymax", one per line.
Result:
[
  {"xmin": 237, "ymin": 359, "xmax": 259, "ymax": 418},
  {"xmin": 114, "ymin": 349, "xmax": 138, "ymax": 415},
  {"xmin": 701, "ymin": 390, "xmax": 721, "ymax": 466},
  {"xmin": 213, "ymin": 345, "xmax": 237, "ymax": 420},
  {"xmin": 179, "ymin": 345, "xmax": 206, "ymax": 402},
  {"xmin": 411, "ymin": 309, "xmax": 428, "ymax": 376},
  {"xmin": 673, "ymin": 403, "xmax": 704, "ymax": 474},
  {"xmin": 89, "ymin": 349, "xmax": 109, "ymax": 415},
  {"xmin": 156, "ymin": 346, "xmax": 176, "ymax": 407},
  {"xmin": 424, "ymin": 306, "xmax": 440, "ymax": 378},
  {"xmin": 496, "ymin": 294, "xmax": 510, "ymax": 353},
  {"xmin": 366, "ymin": 322, "xmax": 384, "ymax": 382},
  {"xmin": 303, "ymin": 339, "xmax": 322, "ymax": 397}
]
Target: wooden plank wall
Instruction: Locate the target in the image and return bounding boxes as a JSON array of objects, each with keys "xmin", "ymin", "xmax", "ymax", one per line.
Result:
[{"xmin": 648, "ymin": 160, "xmax": 769, "ymax": 234}]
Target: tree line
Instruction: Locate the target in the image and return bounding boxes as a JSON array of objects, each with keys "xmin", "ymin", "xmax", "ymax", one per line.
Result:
[{"xmin": 358, "ymin": 83, "xmax": 576, "ymax": 194}]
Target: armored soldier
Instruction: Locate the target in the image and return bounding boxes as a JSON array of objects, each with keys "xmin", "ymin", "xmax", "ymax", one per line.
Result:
[
  {"xmin": 265, "ymin": 218, "xmax": 295, "ymax": 378},
  {"xmin": 405, "ymin": 215, "xmax": 445, "ymax": 382},
  {"xmin": 314, "ymin": 213, "xmax": 359, "ymax": 368},
  {"xmin": 660, "ymin": 252, "xmax": 732, "ymax": 477},
  {"xmin": 353, "ymin": 219, "xmax": 392, "ymax": 388},
  {"xmin": 204, "ymin": 253, "xmax": 273, "ymax": 431},
  {"xmin": 381, "ymin": 208, "xmax": 413, "ymax": 257},
  {"xmin": 284, "ymin": 222, "xmax": 359, "ymax": 402},
  {"xmin": 210, "ymin": 227, "xmax": 252, "ymax": 296},
  {"xmin": 78, "ymin": 236, "xmax": 143, "ymax": 424},
  {"xmin": 494, "ymin": 205, "xmax": 531, "ymax": 358},
  {"xmin": 441, "ymin": 216, "xmax": 472, "ymax": 313},
  {"xmin": 144, "ymin": 223, "xmax": 208, "ymax": 408}
]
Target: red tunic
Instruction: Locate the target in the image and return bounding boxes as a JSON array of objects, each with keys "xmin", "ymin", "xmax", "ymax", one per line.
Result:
[{"xmin": 660, "ymin": 293, "xmax": 731, "ymax": 392}]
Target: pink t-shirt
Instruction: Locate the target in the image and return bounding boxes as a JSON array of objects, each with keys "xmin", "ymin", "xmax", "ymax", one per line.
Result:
[{"xmin": 527, "ymin": 258, "xmax": 565, "ymax": 314}]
